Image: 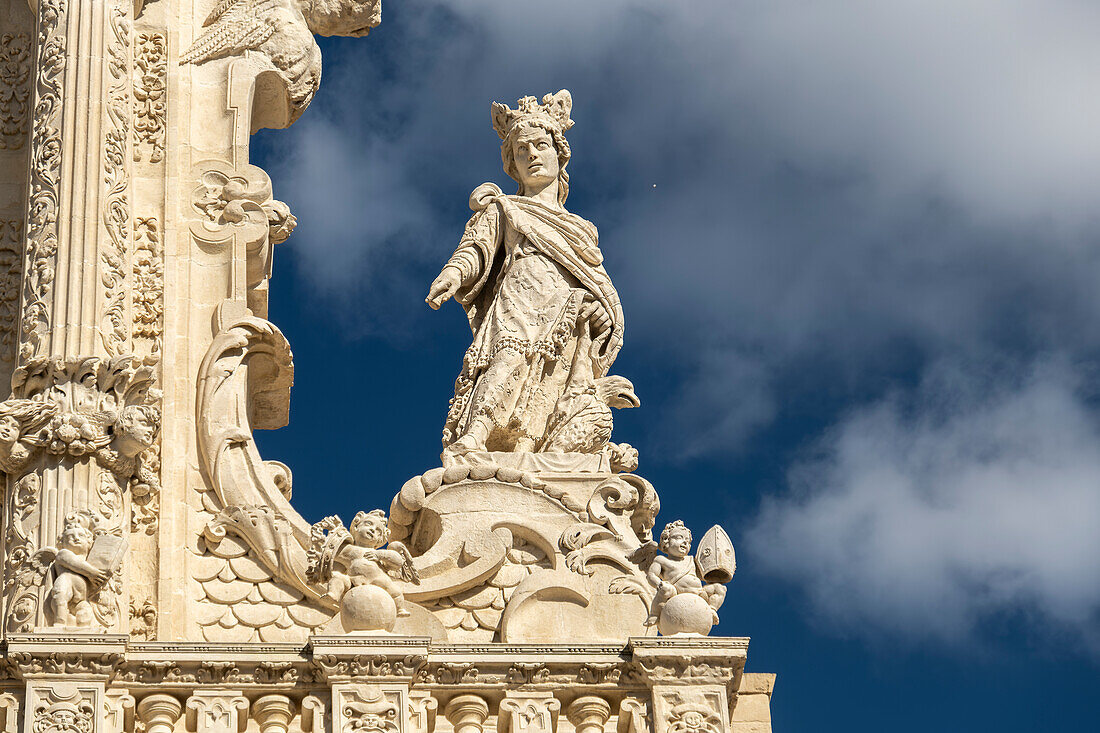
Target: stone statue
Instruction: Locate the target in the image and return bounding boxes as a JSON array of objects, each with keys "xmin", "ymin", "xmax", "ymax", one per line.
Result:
[
  {"xmin": 43, "ymin": 512, "xmax": 125, "ymax": 628},
  {"xmin": 307, "ymin": 509, "xmax": 419, "ymax": 632},
  {"xmin": 642, "ymin": 521, "xmax": 734, "ymax": 636},
  {"xmin": 427, "ymin": 91, "xmax": 634, "ymax": 457},
  {"xmin": 180, "ymin": 0, "xmax": 383, "ymax": 124}
]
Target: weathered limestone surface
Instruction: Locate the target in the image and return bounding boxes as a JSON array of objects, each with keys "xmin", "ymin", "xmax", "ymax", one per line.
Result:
[{"xmin": 0, "ymin": 2, "xmax": 775, "ymax": 731}]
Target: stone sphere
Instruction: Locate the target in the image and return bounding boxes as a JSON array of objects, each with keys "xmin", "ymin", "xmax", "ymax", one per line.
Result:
[
  {"xmin": 340, "ymin": 585, "xmax": 397, "ymax": 632},
  {"xmin": 657, "ymin": 593, "xmax": 714, "ymax": 636}
]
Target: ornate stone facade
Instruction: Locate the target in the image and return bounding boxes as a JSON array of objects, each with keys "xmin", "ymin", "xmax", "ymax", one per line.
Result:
[{"xmin": 0, "ymin": 2, "xmax": 775, "ymax": 732}]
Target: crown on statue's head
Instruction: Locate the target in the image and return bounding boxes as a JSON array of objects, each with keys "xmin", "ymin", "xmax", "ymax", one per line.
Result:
[{"xmin": 492, "ymin": 90, "xmax": 574, "ymax": 141}]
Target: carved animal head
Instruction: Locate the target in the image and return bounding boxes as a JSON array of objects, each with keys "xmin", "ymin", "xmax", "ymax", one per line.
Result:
[
  {"xmin": 301, "ymin": 0, "xmax": 382, "ymax": 37},
  {"xmin": 595, "ymin": 375, "xmax": 640, "ymax": 410}
]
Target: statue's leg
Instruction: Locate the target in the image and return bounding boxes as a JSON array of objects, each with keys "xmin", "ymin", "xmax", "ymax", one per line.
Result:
[
  {"xmin": 451, "ymin": 348, "xmax": 528, "ymax": 453},
  {"xmin": 46, "ymin": 577, "xmax": 74, "ymax": 626}
]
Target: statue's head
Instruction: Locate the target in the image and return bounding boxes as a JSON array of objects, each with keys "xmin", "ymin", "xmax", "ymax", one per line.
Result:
[
  {"xmin": 660, "ymin": 520, "xmax": 693, "ymax": 559},
  {"xmin": 300, "ymin": 0, "xmax": 382, "ymax": 37},
  {"xmin": 59, "ymin": 512, "xmax": 95, "ymax": 554},
  {"xmin": 493, "ymin": 91, "xmax": 574, "ymax": 204},
  {"xmin": 113, "ymin": 405, "xmax": 161, "ymax": 458},
  {"xmin": 0, "ymin": 415, "xmax": 19, "ymax": 445},
  {"xmin": 350, "ymin": 509, "xmax": 390, "ymax": 549}
]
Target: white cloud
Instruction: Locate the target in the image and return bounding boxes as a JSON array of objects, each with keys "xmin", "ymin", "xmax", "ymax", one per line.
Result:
[{"xmin": 747, "ymin": 359, "xmax": 1100, "ymax": 647}]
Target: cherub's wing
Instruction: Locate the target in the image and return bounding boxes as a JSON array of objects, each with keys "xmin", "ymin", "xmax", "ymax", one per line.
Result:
[
  {"xmin": 626, "ymin": 540, "xmax": 659, "ymax": 569},
  {"xmin": 180, "ymin": 0, "xmax": 281, "ymax": 66},
  {"xmin": 389, "ymin": 541, "xmax": 420, "ymax": 585}
]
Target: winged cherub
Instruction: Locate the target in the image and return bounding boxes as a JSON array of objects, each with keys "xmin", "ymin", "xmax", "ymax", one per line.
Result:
[
  {"xmin": 644, "ymin": 521, "xmax": 727, "ymax": 626},
  {"xmin": 180, "ymin": 0, "xmax": 382, "ymax": 124},
  {"xmin": 311, "ymin": 510, "xmax": 418, "ymax": 617}
]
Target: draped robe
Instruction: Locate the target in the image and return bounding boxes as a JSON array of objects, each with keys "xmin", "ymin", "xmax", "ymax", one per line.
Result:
[{"xmin": 441, "ymin": 192, "xmax": 624, "ymax": 450}]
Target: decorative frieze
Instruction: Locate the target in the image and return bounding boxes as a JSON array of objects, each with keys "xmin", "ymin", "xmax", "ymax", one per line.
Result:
[
  {"xmin": 132, "ymin": 34, "xmax": 166, "ymax": 164},
  {"xmin": 0, "ymin": 219, "xmax": 22, "ymax": 365},
  {"xmin": 99, "ymin": 0, "xmax": 132, "ymax": 359},
  {"xmin": 0, "ymin": 33, "xmax": 31, "ymax": 148},
  {"xmin": 20, "ymin": 0, "xmax": 67, "ymax": 360}
]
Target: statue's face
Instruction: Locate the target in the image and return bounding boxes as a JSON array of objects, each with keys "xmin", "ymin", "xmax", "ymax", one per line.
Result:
[
  {"xmin": 61, "ymin": 525, "xmax": 93, "ymax": 553},
  {"xmin": 0, "ymin": 416, "xmax": 19, "ymax": 444},
  {"xmin": 511, "ymin": 126, "xmax": 559, "ymax": 192},
  {"xmin": 351, "ymin": 516, "xmax": 387, "ymax": 549},
  {"xmin": 663, "ymin": 529, "xmax": 692, "ymax": 559}
]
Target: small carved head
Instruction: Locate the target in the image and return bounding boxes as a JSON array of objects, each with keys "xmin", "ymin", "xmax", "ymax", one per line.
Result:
[
  {"xmin": 350, "ymin": 509, "xmax": 390, "ymax": 549},
  {"xmin": 112, "ymin": 405, "xmax": 161, "ymax": 458},
  {"xmin": 58, "ymin": 513, "xmax": 96, "ymax": 554},
  {"xmin": 660, "ymin": 520, "xmax": 693, "ymax": 559},
  {"xmin": 0, "ymin": 415, "xmax": 19, "ymax": 445}
]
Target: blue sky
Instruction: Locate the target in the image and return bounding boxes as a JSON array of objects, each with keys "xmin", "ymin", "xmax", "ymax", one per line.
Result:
[{"xmin": 251, "ymin": 1, "xmax": 1100, "ymax": 728}]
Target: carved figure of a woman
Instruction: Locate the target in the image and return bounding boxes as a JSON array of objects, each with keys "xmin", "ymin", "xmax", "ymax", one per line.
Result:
[{"xmin": 427, "ymin": 91, "xmax": 632, "ymax": 455}]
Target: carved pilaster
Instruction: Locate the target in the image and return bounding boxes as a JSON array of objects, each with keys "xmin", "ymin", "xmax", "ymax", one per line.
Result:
[
  {"xmin": 650, "ymin": 690, "xmax": 726, "ymax": 733},
  {"xmin": 498, "ymin": 694, "xmax": 560, "ymax": 733},
  {"xmin": 616, "ymin": 699, "xmax": 648, "ymax": 733},
  {"xmin": 103, "ymin": 691, "xmax": 135, "ymax": 733},
  {"xmin": 406, "ymin": 693, "xmax": 436, "ymax": 733},
  {"xmin": 0, "ymin": 691, "xmax": 21, "ymax": 733},
  {"xmin": 25, "ymin": 681, "xmax": 105, "ymax": 733},
  {"xmin": 185, "ymin": 692, "xmax": 249, "ymax": 733},
  {"xmin": 300, "ymin": 696, "xmax": 326, "ymax": 733},
  {"xmin": 331, "ymin": 685, "xmax": 403, "ymax": 733},
  {"xmin": 136, "ymin": 695, "xmax": 183, "ymax": 733},
  {"xmin": 443, "ymin": 696, "xmax": 488, "ymax": 733}
]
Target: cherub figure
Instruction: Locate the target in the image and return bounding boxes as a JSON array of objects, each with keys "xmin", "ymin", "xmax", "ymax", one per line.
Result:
[
  {"xmin": 45, "ymin": 513, "xmax": 108, "ymax": 627},
  {"xmin": 312, "ymin": 510, "xmax": 419, "ymax": 618},
  {"xmin": 645, "ymin": 521, "xmax": 726, "ymax": 626}
]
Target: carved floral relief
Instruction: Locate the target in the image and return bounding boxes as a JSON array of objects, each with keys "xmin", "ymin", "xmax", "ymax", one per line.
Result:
[{"xmin": 0, "ymin": 33, "xmax": 31, "ymax": 149}]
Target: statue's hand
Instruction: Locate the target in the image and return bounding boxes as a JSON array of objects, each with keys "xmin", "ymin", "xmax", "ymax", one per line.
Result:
[
  {"xmin": 427, "ymin": 267, "xmax": 462, "ymax": 310},
  {"xmin": 580, "ymin": 297, "xmax": 612, "ymax": 341}
]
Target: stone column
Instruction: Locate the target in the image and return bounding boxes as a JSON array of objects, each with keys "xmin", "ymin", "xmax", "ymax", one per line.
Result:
[
  {"xmin": 137, "ymin": 695, "xmax": 184, "ymax": 733},
  {"xmin": 443, "ymin": 696, "xmax": 489, "ymax": 733},
  {"xmin": 566, "ymin": 697, "xmax": 611, "ymax": 733},
  {"xmin": 253, "ymin": 695, "xmax": 296, "ymax": 733}
]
